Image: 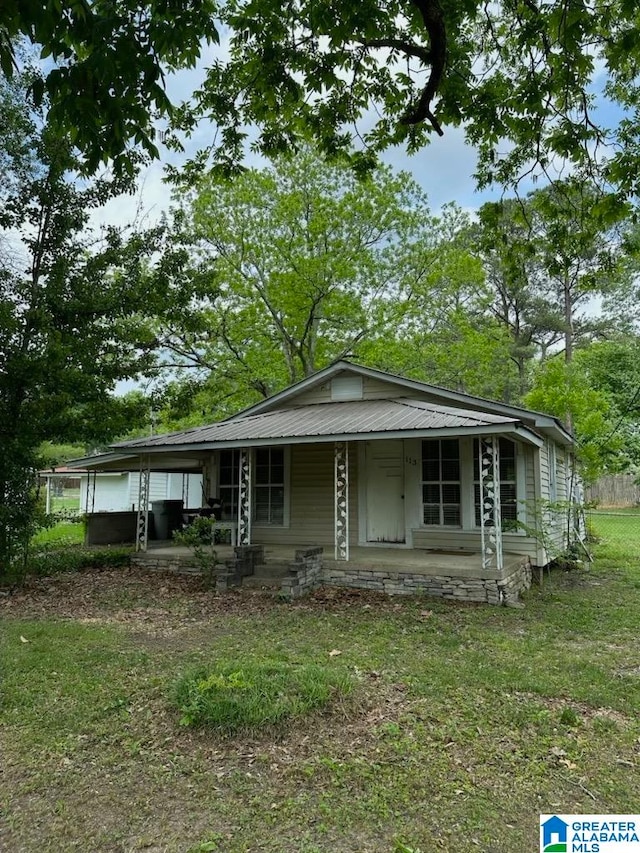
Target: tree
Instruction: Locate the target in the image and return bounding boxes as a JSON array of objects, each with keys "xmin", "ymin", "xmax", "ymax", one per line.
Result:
[
  {"xmin": 472, "ymin": 183, "xmax": 635, "ymax": 416},
  {"xmin": 174, "ymin": 1, "xmax": 640, "ymax": 200},
  {"xmin": 0, "ymin": 78, "xmax": 172, "ymax": 582},
  {"xmin": 527, "ymin": 179, "xmax": 631, "ymax": 365},
  {"xmin": 4, "ymin": 2, "xmax": 640, "ymax": 199},
  {"xmin": 1, "ymin": 2, "xmax": 217, "ymax": 174},
  {"xmin": 575, "ymin": 337, "xmax": 640, "ymax": 473},
  {"xmin": 358, "ymin": 203, "xmax": 521, "ymax": 402},
  {"xmin": 151, "ymin": 149, "xmax": 430, "ymax": 419},
  {"xmin": 473, "ymin": 199, "xmax": 566, "ymax": 397}
]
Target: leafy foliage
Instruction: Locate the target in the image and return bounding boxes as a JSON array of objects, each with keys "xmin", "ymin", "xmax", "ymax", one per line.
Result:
[
  {"xmin": 153, "ymin": 149, "xmax": 435, "ymax": 420},
  {"xmin": 0, "ymin": 77, "xmax": 178, "ymax": 582},
  {"xmin": 172, "ymin": 659, "xmax": 353, "ymax": 733},
  {"xmin": 25, "ymin": 544, "xmax": 132, "ymax": 579},
  {"xmin": 1, "ymin": 2, "xmax": 218, "ymax": 174},
  {"xmin": 173, "ymin": 517, "xmax": 219, "ymax": 587},
  {"xmin": 3, "ymin": 0, "xmax": 640, "ymax": 206}
]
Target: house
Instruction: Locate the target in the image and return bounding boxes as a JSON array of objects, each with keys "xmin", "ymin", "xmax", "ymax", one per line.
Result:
[
  {"xmin": 79, "ymin": 470, "xmax": 203, "ymax": 513},
  {"xmin": 42, "ymin": 467, "xmax": 203, "ymax": 516},
  {"xmin": 69, "ymin": 361, "xmax": 580, "ymax": 604}
]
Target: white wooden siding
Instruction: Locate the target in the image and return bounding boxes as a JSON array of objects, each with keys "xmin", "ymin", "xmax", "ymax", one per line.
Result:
[
  {"xmin": 411, "ymin": 528, "xmax": 541, "ymax": 560},
  {"xmin": 281, "ymin": 373, "xmax": 415, "ymax": 407},
  {"xmin": 80, "ymin": 474, "xmax": 128, "ymax": 512}
]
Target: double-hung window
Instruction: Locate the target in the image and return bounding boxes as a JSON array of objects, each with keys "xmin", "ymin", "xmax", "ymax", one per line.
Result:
[
  {"xmin": 473, "ymin": 438, "xmax": 518, "ymax": 527},
  {"xmin": 254, "ymin": 447, "xmax": 285, "ymax": 525},
  {"xmin": 219, "ymin": 447, "xmax": 287, "ymax": 525},
  {"xmin": 421, "ymin": 439, "xmax": 461, "ymax": 526}
]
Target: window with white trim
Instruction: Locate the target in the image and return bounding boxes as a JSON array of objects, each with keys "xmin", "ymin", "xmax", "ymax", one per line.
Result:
[
  {"xmin": 473, "ymin": 438, "xmax": 518, "ymax": 527},
  {"xmin": 219, "ymin": 449, "xmax": 240, "ymax": 521},
  {"xmin": 254, "ymin": 447, "xmax": 285, "ymax": 525},
  {"xmin": 421, "ymin": 439, "xmax": 461, "ymax": 526}
]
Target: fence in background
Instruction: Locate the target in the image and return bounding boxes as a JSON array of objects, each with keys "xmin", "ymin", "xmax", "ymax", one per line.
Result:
[{"xmin": 585, "ymin": 474, "xmax": 640, "ymax": 507}]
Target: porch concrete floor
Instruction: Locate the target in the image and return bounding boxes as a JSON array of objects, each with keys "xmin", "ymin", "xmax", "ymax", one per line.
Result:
[{"xmin": 140, "ymin": 541, "xmax": 523, "ymax": 579}]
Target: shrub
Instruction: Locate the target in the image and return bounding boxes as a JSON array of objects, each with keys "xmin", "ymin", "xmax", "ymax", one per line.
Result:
[
  {"xmin": 172, "ymin": 659, "xmax": 353, "ymax": 733},
  {"xmin": 25, "ymin": 545, "xmax": 132, "ymax": 577}
]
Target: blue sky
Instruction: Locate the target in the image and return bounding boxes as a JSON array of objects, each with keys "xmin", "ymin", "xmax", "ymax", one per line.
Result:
[{"xmin": 96, "ymin": 50, "xmax": 626, "ymax": 239}]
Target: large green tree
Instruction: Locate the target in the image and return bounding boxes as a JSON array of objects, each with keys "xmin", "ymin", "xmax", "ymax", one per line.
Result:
[
  {"xmin": 525, "ymin": 336, "xmax": 640, "ymax": 482},
  {"xmin": 4, "ymin": 2, "xmax": 640, "ymax": 197},
  {"xmin": 151, "ymin": 149, "xmax": 430, "ymax": 420},
  {"xmin": 0, "ymin": 78, "xmax": 172, "ymax": 582}
]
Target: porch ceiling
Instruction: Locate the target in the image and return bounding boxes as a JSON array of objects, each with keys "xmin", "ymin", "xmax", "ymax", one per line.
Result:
[{"xmin": 66, "ymin": 450, "xmax": 205, "ymax": 473}]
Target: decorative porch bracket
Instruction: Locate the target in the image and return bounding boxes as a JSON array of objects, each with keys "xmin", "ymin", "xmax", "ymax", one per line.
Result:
[
  {"xmin": 136, "ymin": 457, "xmax": 151, "ymax": 552},
  {"xmin": 238, "ymin": 447, "xmax": 252, "ymax": 546},
  {"xmin": 479, "ymin": 436, "xmax": 503, "ymax": 573},
  {"xmin": 334, "ymin": 441, "xmax": 349, "ymax": 561}
]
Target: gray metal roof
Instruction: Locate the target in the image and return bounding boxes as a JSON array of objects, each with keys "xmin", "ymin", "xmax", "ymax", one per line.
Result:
[
  {"xmin": 229, "ymin": 359, "xmax": 574, "ymax": 445},
  {"xmin": 115, "ymin": 398, "xmax": 519, "ymax": 451}
]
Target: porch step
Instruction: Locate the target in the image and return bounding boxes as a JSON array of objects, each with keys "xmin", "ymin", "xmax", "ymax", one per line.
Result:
[{"xmin": 242, "ymin": 561, "xmax": 290, "ymax": 589}]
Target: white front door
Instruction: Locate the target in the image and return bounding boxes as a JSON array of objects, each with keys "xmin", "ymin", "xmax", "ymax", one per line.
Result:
[{"xmin": 365, "ymin": 440, "xmax": 405, "ymax": 543}]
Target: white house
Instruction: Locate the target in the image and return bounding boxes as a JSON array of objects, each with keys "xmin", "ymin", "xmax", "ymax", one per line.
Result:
[{"xmin": 70, "ymin": 361, "xmax": 582, "ymax": 603}]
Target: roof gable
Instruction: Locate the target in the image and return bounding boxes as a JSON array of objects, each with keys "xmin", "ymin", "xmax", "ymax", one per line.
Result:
[{"xmin": 229, "ymin": 361, "xmax": 573, "ymax": 444}]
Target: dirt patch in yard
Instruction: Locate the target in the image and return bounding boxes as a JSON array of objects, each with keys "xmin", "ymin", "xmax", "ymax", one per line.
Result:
[{"xmin": 0, "ymin": 566, "xmax": 424, "ymax": 634}]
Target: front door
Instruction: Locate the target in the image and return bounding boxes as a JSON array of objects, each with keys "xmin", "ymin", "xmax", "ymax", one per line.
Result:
[{"xmin": 366, "ymin": 440, "xmax": 405, "ymax": 543}]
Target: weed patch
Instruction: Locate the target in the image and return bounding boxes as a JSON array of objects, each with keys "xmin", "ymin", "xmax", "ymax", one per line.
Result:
[
  {"xmin": 25, "ymin": 544, "xmax": 131, "ymax": 577},
  {"xmin": 172, "ymin": 659, "xmax": 353, "ymax": 733}
]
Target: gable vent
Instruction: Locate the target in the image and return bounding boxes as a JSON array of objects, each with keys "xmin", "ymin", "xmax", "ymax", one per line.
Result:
[{"xmin": 331, "ymin": 376, "xmax": 363, "ymax": 401}]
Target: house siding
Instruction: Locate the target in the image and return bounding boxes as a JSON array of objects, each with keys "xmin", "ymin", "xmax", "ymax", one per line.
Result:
[
  {"xmin": 80, "ymin": 474, "xmax": 128, "ymax": 513},
  {"xmin": 411, "ymin": 440, "xmax": 541, "ymax": 563},
  {"xmin": 536, "ymin": 440, "xmax": 571, "ymax": 559},
  {"xmin": 253, "ymin": 436, "xmax": 547, "ymax": 564},
  {"xmin": 252, "ymin": 442, "xmax": 359, "ymax": 547},
  {"xmin": 282, "ymin": 373, "xmax": 422, "ymax": 407}
]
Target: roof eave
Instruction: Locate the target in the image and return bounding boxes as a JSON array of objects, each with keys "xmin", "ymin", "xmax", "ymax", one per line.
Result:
[{"xmin": 106, "ymin": 422, "xmax": 543, "ymax": 456}]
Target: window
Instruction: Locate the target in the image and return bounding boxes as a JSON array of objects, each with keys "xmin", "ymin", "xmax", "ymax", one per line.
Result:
[
  {"xmin": 254, "ymin": 447, "xmax": 285, "ymax": 525},
  {"xmin": 421, "ymin": 439, "xmax": 461, "ymax": 526},
  {"xmin": 473, "ymin": 438, "xmax": 518, "ymax": 527},
  {"xmin": 219, "ymin": 449, "xmax": 240, "ymax": 520}
]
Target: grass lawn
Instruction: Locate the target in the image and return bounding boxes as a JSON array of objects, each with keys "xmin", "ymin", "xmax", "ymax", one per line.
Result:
[
  {"xmin": 1, "ymin": 518, "xmax": 640, "ymax": 852},
  {"xmin": 32, "ymin": 521, "xmax": 85, "ymax": 547}
]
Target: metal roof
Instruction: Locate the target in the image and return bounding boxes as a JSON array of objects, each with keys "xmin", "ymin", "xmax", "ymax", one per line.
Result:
[
  {"xmin": 229, "ymin": 359, "xmax": 574, "ymax": 445},
  {"xmin": 114, "ymin": 398, "xmax": 520, "ymax": 451}
]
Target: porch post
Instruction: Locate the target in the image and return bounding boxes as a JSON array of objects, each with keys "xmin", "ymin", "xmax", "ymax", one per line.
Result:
[
  {"xmin": 136, "ymin": 456, "xmax": 151, "ymax": 552},
  {"xmin": 334, "ymin": 441, "xmax": 349, "ymax": 561},
  {"xmin": 478, "ymin": 436, "xmax": 503, "ymax": 573},
  {"xmin": 238, "ymin": 447, "xmax": 252, "ymax": 546},
  {"xmin": 89, "ymin": 470, "xmax": 96, "ymax": 514}
]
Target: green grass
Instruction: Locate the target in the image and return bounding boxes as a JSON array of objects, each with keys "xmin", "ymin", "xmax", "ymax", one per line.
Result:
[
  {"xmin": 2, "ymin": 519, "xmax": 640, "ymax": 851},
  {"xmin": 588, "ymin": 509, "xmax": 640, "ymax": 552},
  {"xmin": 173, "ymin": 660, "xmax": 353, "ymax": 732},
  {"xmin": 32, "ymin": 521, "xmax": 85, "ymax": 547},
  {"xmin": 47, "ymin": 489, "xmax": 81, "ymax": 514}
]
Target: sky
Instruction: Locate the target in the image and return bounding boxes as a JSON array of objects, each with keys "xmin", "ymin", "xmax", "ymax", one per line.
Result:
[
  {"xmin": 97, "ymin": 127, "xmax": 496, "ymax": 236},
  {"xmin": 94, "ymin": 43, "xmax": 506, "ymax": 233}
]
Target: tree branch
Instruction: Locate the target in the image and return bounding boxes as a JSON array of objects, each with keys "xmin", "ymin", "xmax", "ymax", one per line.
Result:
[{"xmin": 400, "ymin": 0, "xmax": 447, "ymax": 135}]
